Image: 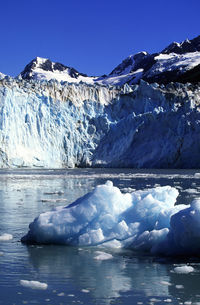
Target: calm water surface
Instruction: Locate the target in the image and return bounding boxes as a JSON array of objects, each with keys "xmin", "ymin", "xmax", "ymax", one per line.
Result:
[{"xmin": 0, "ymin": 168, "xmax": 200, "ymax": 305}]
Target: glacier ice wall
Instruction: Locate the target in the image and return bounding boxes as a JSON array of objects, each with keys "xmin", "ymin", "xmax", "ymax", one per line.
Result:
[
  {"xmin": 0, "ymin": 76, "xmax": 200, "ymax": 168},
  {"xmin": 0, "ymin": 77, "xmax": 119, "ymax": 168}
]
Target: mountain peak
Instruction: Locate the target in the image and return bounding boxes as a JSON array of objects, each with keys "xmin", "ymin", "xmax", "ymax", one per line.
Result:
[
  {"xmin": 162, "ymin": 35, "xmax": 200, "ymax": 55},
  {"xmin": 20, "ymin": 57, "xmax": 88, "ymax": 82}
]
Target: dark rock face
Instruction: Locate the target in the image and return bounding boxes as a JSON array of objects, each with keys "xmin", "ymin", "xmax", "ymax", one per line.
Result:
[
  {"xmin": 20, "ymin": 59, "xmax": 38, "ymax": 80},
  {"xmin": 109, "ymin": 52, "xmax": 158, "ymax": 78},
  {"xmin": 133, "ymin": 53, "xmax": 157, "ymax": 73},
  {"xmin": 40, "ymin": 59, "xmax": 54, "ymax": 72},
  {"xmin": 109, "ymin": 56, "xmax": 135, "ymax": 75}
]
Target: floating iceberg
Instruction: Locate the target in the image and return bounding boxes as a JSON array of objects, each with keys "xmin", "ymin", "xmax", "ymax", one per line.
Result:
[{"xmin": 22, "ymin": 181, "xmax": 200, "ymax": 256}]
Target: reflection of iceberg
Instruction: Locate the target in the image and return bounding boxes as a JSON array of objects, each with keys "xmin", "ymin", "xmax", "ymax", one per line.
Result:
[
  {"xmin": 22, "ymin": 181, "xmax": 200, "ymax": 256},
  {"xmin": 27, "ymin": 246, "xmax": 132, "ymax": 301},
  {"xmin": 27, "ymin": 245, "xmax": 170, "ymax": 301}
]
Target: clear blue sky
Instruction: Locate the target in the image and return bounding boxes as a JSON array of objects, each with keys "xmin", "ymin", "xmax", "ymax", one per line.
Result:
[{"xmin": 0, "ymin": 0, "xmax": 200, "ymax": 77}]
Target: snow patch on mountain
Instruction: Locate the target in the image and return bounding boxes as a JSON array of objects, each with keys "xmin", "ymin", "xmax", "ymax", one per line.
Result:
[{"xmin": 147, "ymin": 52, "xmax": 200, "ymax": 77}]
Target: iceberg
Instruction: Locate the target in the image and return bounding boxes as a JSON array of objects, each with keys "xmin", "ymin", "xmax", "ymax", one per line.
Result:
[{"xmin": 22, "ymin": 181, "xmax": 200, "ymax": 256}]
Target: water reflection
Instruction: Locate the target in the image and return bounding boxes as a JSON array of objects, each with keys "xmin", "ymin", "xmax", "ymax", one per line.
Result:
[
  {"xmin": 25, "ymin": 245, "xmax": 200, "ymax": 304},
  {"xmin": 27, "ymin": 245, "xmax": 173, "ymax": 303}
]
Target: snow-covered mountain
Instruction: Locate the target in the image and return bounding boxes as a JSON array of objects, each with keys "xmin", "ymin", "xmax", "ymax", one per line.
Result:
[
  {"xmin": 19, "ymin": 35, "xmax": 200, "ymax": 86},
  {"xmin": 107, "ymin": 35, "xmax": 200, "ymax": 85},
  {"xmin": 0, "ymin": 35, "xmax": 200, "ymax": 169},
  {"xmin": 20, "ymin": 57, "xmax": 95, "ymax": 84}
]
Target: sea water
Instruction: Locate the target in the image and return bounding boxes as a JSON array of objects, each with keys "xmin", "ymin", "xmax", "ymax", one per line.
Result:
[{"xmin": 0, "ymin": 168, "xmax": 200, "ymax": 305}]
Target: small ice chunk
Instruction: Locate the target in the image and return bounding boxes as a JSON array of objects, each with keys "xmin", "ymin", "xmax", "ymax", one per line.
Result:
[
  {"xmin": 94, "ymin": 251, "xmax": 113, "ymax": 260},
  {"xmin": 164, "ymin": 299, "xmax": 172, "ymax": 303},
  {"xmin": 81, "ymin": 289, "xmax": 90, "ymax": 293},
  {"xmin": 20, "ymin": 280, "xmax": 48, "ymax": 290},
  {"xmin": 173, "ymin": 265, "xmax": 194, "ymax": 274},
  {"xmin": 0, "ymin": 252, "xmax": 4, "ymax": 256},
  {"xmin": 0, "ymin": 233, "xmax": 13, "ymax": 241},
  {"xmin": 176, "ymin": 285, "xmax": 184, "ymax": 289},
  {"xmin": 57, "ymin": 292, "xmax": 65, "ymax": 296},
  {"xmin": 160, "ymin": 281, "xmax": 172, "ymax": 286},
  {"xmin": 185, "ymin": 188, "xmax": 198, "ymax": 194}
]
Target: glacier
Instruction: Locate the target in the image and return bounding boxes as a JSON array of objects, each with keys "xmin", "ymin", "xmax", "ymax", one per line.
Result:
[
  {"xmin": 22, "ymin": 181, "xmax": 200, "ymax": 256},
  {"xmin": 0, "ymin": 75, "xmax": 200, "ymax": 168}
]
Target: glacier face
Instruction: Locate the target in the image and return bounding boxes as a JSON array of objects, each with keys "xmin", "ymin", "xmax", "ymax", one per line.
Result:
[
  {"xmin": 0, "ymin": 76, "xmax": 200, "ymax": 168},
  {"xmin": 0, "ymin": 77, "xmax": 120, "ymax": 168}
]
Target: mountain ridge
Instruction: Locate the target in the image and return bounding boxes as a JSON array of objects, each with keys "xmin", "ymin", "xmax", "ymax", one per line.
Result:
[{"xmin": 16, "ymin": 35, "xmax": 200, "ymax": 86}]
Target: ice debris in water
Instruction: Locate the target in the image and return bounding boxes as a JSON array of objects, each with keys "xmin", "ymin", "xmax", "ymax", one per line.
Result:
[
  {"xmin": 94, "ymin": 251, "xmax": 113, "ymax": 260},
  {"xmin": 0, "ymin": 233, "xmax": 13, "ymax": 241},
  {"xmin": 173, "ymin": 266, "xmax": 194, "ymax": 274},
  {"xmin": 21, "ymin": 181, "xmax": 200, "ymax": 256},
  {"xmin": 175, "ymin": 285, "xmax": 184, "ymax": 289},
  {"xmin": 20, "ymin": 280, "xmax": 48, "ymax": 290}
]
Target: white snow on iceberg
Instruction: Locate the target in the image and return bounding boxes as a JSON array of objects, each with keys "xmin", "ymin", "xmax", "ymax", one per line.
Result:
[{"xmin": 22, "ymin": 181, "xmax": 200, "ymax": 256}]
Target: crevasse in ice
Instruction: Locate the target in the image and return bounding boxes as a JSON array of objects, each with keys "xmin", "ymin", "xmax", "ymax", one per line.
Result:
[{"xmin": 22, "ymin": 181, "xmax": 200, "ymax": 256}]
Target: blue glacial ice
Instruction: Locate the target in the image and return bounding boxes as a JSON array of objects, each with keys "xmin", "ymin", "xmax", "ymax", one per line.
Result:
[
  {"xmin": 1, "ymin": 77, "xmax": 200, "ymax": 168},
  {"xmin": 22, "ymin": 181, "xmax": 200, "ymax": 256}
]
